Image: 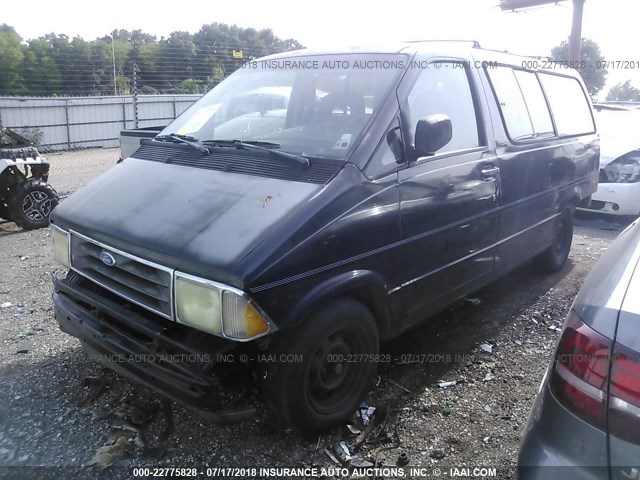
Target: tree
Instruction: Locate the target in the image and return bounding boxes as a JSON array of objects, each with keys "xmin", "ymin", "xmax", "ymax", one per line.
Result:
[
  {"xmin": 38, "ymin": 34, "xmax": 94, "ymax": 95},
  {"xmin": 550, "ymin": 38, "xmax": 607, "ymax": 96},
  {"xmin": 606, "ymin": 80, "xmax": 640, "ymax": 102},
  {"xmin": 155, "ymin": 31, "xmax": 196, "ymax": 91},
  {"xmin": 193, "ymin": 23, "xmax": 304, "ymax": 81},
  {"xmin": 139, "ymin": 85, "xmax": 159, "ymax": 94},
  {"xmin": 0, "ymin": 22, "xmax": 303, "ymax": 96},
  {"xmin": 89, "ymin": 39, "xmax": 114, "ymax": 95},
  {"xmin": 112, "ymin": 37, "xmax": 132, "ymax": 77},
  {"xmin": 22, "ymin": 39, "xmax": 61, "ymax": 96},
  {"xmin": 173, "ymin": 78, "xmax": 202, "ymax": 94},
  {"xmin": 131, "ymin": 42, "xmax": 160, "ymax": 92},
  {"xmin": 68, "ymin": 37, "xmax": 94, "ymax": 95},
  {"xmin": 0, "ymin": 25, "xmax": 25, "ymax": 95},
  {"xmin": 207, "ymin": 65, "xmax": 226, "ymax": 89}
]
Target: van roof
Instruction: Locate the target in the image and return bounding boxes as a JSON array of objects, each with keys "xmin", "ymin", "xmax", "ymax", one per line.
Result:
[
  {"xmin": 261, "ymin": 40, "xmax": 472, "ymax": 58},
  {"xmin": 259, "ymin": 41, "xmax": 582, "ymax": 78},
  {"xmin": 261, "ymin": 40, "xmax": 535, "ymax": 59}
]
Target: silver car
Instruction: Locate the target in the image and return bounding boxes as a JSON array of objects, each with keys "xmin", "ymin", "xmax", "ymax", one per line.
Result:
[{"xmin": 519, "ymin": 218, "xmax": 640, "ymax": 479}]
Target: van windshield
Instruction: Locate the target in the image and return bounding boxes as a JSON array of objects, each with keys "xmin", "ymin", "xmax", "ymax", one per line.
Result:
[{"xmin": 161, "ymin": 54, "xmax": 406, "ymax": 160}]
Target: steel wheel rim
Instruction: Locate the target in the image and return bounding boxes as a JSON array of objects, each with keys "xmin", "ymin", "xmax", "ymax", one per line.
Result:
[{"xmin": 306, "ymin": 327, "xmax": 364, "ymax": 414}]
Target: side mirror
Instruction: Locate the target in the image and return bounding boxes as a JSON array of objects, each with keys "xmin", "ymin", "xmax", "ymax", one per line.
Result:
[{"xmin": 415, "ymin": 114, "xmax": 452, "ymax": 157}]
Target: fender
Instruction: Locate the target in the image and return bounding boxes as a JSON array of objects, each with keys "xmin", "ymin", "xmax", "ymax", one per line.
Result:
[{"xmin": 283, "ymin": 269, "xmax": 394, "ymax": 340}]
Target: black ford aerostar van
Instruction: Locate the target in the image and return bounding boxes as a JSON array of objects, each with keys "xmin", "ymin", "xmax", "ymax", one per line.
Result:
[{"xmin": 50, "ymin": 41, "xmax": 599, "ymax": 432}]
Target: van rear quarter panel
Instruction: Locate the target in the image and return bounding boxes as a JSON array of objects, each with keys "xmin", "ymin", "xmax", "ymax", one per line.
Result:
[
  {"xmin": 477, "ymin": 65, "xmax": 599, "ymax": 272},
  {"xmin": 495, "ymin": 137, "xmax": 598, "ymax": 270}
]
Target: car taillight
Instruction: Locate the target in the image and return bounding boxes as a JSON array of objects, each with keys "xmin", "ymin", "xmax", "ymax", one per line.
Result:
[
  {"xmin": 609, "ymin": 343, "xmax": 640, "ymax": 444},
  {"xmin": 549, "ymin": 310, "xmax": 612, "ymax": 429}
]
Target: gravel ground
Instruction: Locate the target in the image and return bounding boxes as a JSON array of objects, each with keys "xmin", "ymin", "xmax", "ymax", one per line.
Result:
[
  {"xmin": 0, "ymin": 212, "xmax": 631, "ymax": 480},
  {"xmin": 45, "ymin": 148, "xmax": 119, "ymax": 196}
]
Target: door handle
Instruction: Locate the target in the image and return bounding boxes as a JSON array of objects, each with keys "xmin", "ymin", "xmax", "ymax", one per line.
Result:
[{"xmin": 481, "ymin": 166, "xmax": 500, "ymax": 179}]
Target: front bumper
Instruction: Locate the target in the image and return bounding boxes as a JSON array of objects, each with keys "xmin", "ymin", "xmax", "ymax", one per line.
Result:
[
  {"xmin": 578, "ymin": 181, "xmax": 640, "ymax": 216},
  {"xmin": 53, "ymin": 275, "xmax": 256, "ymax": 423}
]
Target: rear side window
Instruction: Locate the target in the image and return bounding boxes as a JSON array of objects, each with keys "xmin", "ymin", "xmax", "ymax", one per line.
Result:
[
  {"xmin": 513, "ymin": 70, "xmax": 554, "ymax": 136},
  {"xmin": 487, "ymin": 67, "xmax": 538, "ymax": 140},
  {"xmin": 539, "ymin": 73, "xmax": 595, "ymax": 136}
]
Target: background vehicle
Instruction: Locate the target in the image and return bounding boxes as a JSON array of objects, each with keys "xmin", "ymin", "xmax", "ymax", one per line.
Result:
[
  {"xmin": 578, "ymin": 106, "xmax": 640, "ymax": 216},
  {"xmin": 51, "ymin": 42, "xmax": 599, "ymax": 432},
  {"xmin": 0, "ymin": 128, "xmax": 58, "ymax": 230},
  {"xmin": 119, "ymin": 126, "xmax": 165, "ymax": 161},
  {"xmin": 519, "ymin": 218, "xmax": 640, "ymax": 480}
]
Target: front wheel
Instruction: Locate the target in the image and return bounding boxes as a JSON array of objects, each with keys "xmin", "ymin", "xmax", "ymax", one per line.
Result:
[
  {"xmin": 262, "ymin": 299, "xmax": 379, "ymax": 432},
  {"xmin": 8, "ymin": 181, "xmax": 59, "ymax": 230},
  {"xmin": 535, "ymin": 208, "xmax": 574, "ymax": 273}
]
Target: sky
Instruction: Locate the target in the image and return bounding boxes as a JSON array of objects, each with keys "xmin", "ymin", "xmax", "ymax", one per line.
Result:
[{"xmin": 3, "ymin": 0, "xmax": 639, "ymax": 97}]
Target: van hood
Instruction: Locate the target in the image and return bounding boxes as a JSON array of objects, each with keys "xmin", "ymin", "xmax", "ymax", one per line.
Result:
[{"xmin": 51, "ymin": 158, "xmax": 326, "ymax": 286}]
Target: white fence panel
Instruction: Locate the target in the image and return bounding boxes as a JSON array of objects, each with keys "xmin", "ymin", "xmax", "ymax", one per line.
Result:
[{"xmin": 0, "ymin": 94, "xmax": 201, "ymax": 151}]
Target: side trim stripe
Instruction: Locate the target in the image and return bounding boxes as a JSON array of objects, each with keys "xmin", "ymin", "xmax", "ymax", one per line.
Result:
[{"xmin": 250, "ymin": 211, "xmax": 561, "ymax": 293}]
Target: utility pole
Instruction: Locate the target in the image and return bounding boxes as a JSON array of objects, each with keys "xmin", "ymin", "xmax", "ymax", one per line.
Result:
[
  {"xmin": 569, "ymin": 0, "xmax": 585, "ymax": 62},
  {"xmin": 133, "ymin": 63, "xmax": 139, "ymax": 128},
  {"xmin": 500, "ymin": 0, "xmax": 585, "ymax": 63},
  {"xmin": 111, "ymin": 31, "xmax": 117, "ymax": 96}
]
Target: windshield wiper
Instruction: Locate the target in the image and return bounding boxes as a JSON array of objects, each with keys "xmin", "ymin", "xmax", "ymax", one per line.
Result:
[
  {"xmin": 155, "ymin": 134, "xmax": 210, "ymax": 155},
  {"xmin": 203, "ymin": 139, "xmax": 310, "ymax": 168}
]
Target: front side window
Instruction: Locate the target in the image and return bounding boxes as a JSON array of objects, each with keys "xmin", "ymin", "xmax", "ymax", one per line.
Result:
[
  {"xmin": 405, "ymin": 62, "xmax": 481, "ymax": 154},
  {"xmin": 365, "ymin": 117, "xmax": 405, "ymax": 178},
  {"xmin": 161, "ymin": 54, "xmax": 405, "ymax": 160}
]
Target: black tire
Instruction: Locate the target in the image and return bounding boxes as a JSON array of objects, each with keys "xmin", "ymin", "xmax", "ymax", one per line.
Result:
[
  {"xmin": 8, "ymin": 181, "xmax": 59, "ymax": 230},
  {"xmin": 0, "ymin": 184, "xmax": 11, "ymax": 221},
  {"xmin": 0, "ymin": 201, "xmax": 11, "ymax": 221},
  {"xmin": 262, "ymin": 299, "xmax": 379, "ymax": 432},
  {"xmin": 535, "ymin": 208, "xmax": 574, "ymax": 273}
]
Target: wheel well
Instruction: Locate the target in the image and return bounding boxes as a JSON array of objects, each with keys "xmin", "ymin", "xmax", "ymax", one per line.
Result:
[
  {"xmin": 336, "ymin": 286, "xmax": 391, "ymax": 340},
  {"xmin": 0, "ymin": 166, "xmax": 26, "ymax": 190},
  {"xmin": 276, "ymin": 273, "xmax": 394, "ymax": 341}
]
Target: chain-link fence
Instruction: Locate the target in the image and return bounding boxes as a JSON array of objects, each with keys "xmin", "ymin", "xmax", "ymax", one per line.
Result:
[{"xmin": 0, "ymin": 94, "xmax": 200, "ymax": 195}]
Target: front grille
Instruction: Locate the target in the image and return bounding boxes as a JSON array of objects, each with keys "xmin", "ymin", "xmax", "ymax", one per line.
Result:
[{"xmin": 69, "ymin": 232, "xmax": 173, "ymax": 319}]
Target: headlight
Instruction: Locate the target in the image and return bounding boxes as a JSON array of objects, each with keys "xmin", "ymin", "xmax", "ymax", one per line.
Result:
[
  {"xmin": 175, "ymin": 274, "xmax": 222, "ymax": 335},
  {"xmin": 174, "ymin": 272, "xmax": 271, "ymax": 341},
  {"xmin": 51, "ymin": 225, "xmax": 69, "ymax": 267}
]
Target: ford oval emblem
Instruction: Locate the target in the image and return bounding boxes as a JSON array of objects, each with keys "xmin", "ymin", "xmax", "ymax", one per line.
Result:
[{"xmin": 99, "ymin": 251, "xmax": 117, "ymax": 267}]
